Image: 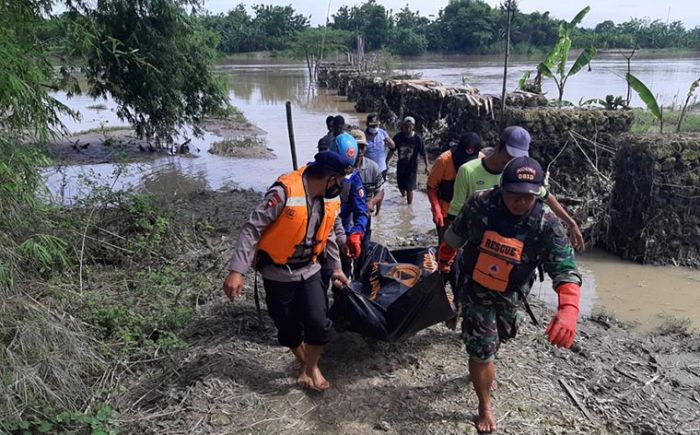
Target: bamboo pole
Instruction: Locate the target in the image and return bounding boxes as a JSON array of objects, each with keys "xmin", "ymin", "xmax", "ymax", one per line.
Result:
[
  {"xmin": 285, "ymin": 101, "xmax": 298, "ymax": 170},
  {"xmin": 500, "ymin": 0, "xmax": 514, "ymax": 129}
]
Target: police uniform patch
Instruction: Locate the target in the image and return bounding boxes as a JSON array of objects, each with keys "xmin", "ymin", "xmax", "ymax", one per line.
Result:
[
  {"xmin": 265, "ymin": 191, "xmax": 282, "ymax": 209},
  {"xmin": 358, "ymin": 188, "xmax": 365, "ymax": 198}
]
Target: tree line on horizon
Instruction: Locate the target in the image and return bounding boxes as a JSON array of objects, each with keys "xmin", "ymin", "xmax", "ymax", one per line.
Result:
[{"xmin": 40, "ymin": 0, "xmax": 698, "ymax": 57}]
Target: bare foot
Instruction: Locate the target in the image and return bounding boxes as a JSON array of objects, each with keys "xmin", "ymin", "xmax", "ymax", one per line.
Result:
[
  {"xmin": 306, "ymin": 366, "xmax": 330, "ymax": 391},
  {"xmin": 475, "ymin": 405, "xmax": 496, "ymax": 433},
  {"xmin": 291, "ymin": 344, "xmax": 307, "ymax": 376},
  {"xmin": 297, "ymin": 368, "xmax": 314, "ymax": 390}
]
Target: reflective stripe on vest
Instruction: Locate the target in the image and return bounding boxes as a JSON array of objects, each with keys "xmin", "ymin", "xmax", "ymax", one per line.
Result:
[{"xmin": 257, "ymin": 167, "xmax": 340, "ymax": 265}]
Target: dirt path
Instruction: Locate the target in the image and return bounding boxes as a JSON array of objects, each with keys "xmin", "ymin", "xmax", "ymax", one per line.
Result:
[{"xmin": 117, "ymin": 190, "xmax": 700, "ymax": 435}]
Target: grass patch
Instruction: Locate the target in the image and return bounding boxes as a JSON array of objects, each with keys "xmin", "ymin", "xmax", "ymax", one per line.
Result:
[
  {"xmin": 655, "ymin": 315, "xmax": 693, "ymax": 336},
  {"xmin": 631, "ymin": 108, "xmax": 700, "ymax": 134},
  {"xmin": 5, "ymin": 403, "xmax": 117, "ymax": 435},
  {"xmin": 72, "ymin": 125, "xmax": 130, "ymax": 136},
  {"xmin": 208, "ymin": 136, "xmax": 272, "ymax": 158},
  {"xmin": 0, "ymin": 187, "xmax": 226, "ymax": 432},
  {"xmin": 226, "ymin": 106, "xmax": 248, "ymax": 124}
]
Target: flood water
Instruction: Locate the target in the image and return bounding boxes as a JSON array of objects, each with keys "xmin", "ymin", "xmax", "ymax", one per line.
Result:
[
  {"xmin": 400, "ymin": 51, "xmax": 700, "ymax": 108},
  {"xmin": 45, "ymin": 53, "xmax": 700, "ymax": 332}
]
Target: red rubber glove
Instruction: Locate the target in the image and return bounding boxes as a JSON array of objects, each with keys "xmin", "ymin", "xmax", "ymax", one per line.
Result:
[
  {"xmin": 427, "ymin": 188, "xmax": 444, "ymax": 227},
  {"xmin": 437, "ymin": 241, "xmax": 457, "ymax": 274},
  {"xmin": 347, "ymin": 233, "xmax": 363, "ymax": 259},
  {"xmin": 546, "ymin": 282, "xmax": 581, "ymax": 348}
]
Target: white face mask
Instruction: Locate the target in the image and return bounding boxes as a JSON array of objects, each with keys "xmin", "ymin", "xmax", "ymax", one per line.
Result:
[{"xmin": 368, "ymin": 127, "xmax": 378, "ymax": 134}]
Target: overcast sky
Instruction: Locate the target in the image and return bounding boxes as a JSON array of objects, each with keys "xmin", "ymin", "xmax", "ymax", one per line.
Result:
[{"xmin": 202, "ymin": 0, "xmax": 700, "ymax": 28}]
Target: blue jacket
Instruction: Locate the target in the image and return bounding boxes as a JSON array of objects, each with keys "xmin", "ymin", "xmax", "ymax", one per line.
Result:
[{"xmin": 339, "ymin": 171, "xmax": 369, "ymax": 236}]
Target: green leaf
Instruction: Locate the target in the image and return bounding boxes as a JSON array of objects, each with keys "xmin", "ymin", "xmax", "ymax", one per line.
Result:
[
  {"xmin": 518, "ymin": 71, "xmax": 531, "ymax": 89},
  {"xmin": 537, "ymin": 63, "xmax": 554, "ymax": 79},
  {"xmin": 580, "ymin": 98, "xmax": 602, "ymax": 106},
  {"xmin": 544, "ymin": 35, "xmax": 566, "ymax": 68},
  {"xmin": 568, "ymin": 6, "xmax": 591, "ymax": 29},
  {"xmin": 687, "ymin": 78, "xmax": 700, "ymax": 98},
  {"xmin": 556, "ymin": 37, "xmax": 572, "ymax": 77},
  {"xmin": 626, "ymin": 73, "xmax": 662, "ymax": 121},
  {"xmin": 568, "ymin": 47, "xmax": 597, "ymax": 77},
  {"xmin": 37, "ymin": 420, "xmax": 53, "ymax": 432}
]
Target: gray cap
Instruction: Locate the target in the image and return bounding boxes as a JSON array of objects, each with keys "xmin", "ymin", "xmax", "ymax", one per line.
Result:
[
  {"xmin": 403, "ymin": 116, "xmax": 416, "ymax": 125},
  {"xmin": 501, "ymin": 126, "xmax": 531, "ymax": 158}
]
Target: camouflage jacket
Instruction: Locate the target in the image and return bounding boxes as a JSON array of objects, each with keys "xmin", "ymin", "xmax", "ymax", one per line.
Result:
[{"xmin": 444, "ymin": 188, "xmax": 582, "ymax": 291}]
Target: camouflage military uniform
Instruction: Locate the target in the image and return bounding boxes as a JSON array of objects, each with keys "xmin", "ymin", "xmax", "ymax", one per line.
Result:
[{"xmin": 444, "ymin": 188, "xmax": 582, "ymax": 362}]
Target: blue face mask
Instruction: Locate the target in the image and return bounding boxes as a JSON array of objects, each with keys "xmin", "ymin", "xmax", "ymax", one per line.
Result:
[{"xmin": 368, "ymin": 127, "xmax": 378, "ymax": 134}]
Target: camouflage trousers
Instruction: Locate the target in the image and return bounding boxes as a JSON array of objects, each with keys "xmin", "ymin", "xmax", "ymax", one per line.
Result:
[{"xmin": 461, "ymin": 284, "xmax": 530, "ymax": 362}]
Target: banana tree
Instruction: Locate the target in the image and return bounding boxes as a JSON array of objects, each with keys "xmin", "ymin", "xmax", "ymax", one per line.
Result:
[
  {"xmin": 677, "ymin": 78, "xmax": 700, "ymax": 133},
  {"xmin": 535, "ymin": 6, "xmax": 596, "ymax": 102},
  {"xmin": 538, "ymin": 47, "xmax": 597, "ymax": 102},
  {"xmin": 626, "ymin": 73, "xmax": 663, "ymax": 133}
]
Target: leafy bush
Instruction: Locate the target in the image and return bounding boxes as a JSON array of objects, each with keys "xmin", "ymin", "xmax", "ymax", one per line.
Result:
[{"xmin": 5, "ymin": 403, "xmax": 117, "ymax": 435}]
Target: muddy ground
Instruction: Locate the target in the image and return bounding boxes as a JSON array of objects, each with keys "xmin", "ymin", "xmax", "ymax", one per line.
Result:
[
  {"xmin": 116, "ymin": 189, "xmax": 700, "ymax": 435},
  {"xmin": 48, "ymin": 116, "xmax": 267, "ymax": 164}
]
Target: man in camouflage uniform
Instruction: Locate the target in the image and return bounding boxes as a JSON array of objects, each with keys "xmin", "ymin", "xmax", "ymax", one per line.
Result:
[{"xmin": 438, "ymin": 156, "xmax": 582, "ymax": 433}]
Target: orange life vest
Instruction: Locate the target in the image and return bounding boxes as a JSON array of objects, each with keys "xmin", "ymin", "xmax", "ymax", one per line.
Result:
[
  {"xmin": 472, "ymin": 231, "xmax": 525, "ymax": 292},
  {"xmin": 462, "ymin": 190, "xmax": 544, "ymax": 293},
  {"xmin": 257, "ymin": 167, "xmax": 340, "ymax": 266}
]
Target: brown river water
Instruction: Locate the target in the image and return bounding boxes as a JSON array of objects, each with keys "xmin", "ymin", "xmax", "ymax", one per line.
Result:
[{"xmin": 45, "ymin": 53, "xmax": 700, "ymax": 331}]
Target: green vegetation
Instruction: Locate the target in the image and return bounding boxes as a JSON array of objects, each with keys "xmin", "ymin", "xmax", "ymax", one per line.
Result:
[
  {"xmin": 631, "ymin": 109, "xmax": 700, "ymax": 134},
  {"xmin": 38, "ymin": 1, "xmax": 700, "ymax": 58},
  {"xmin": 627, "ymin": 73, "xmax": 664, "ymax": 132},
  {"xmin": 288, "ymin": 28, "xmax": 353, "ymax": 79},
  {"xmin": 208, "ymin": 136, "xmax": 273, "ymax": 158},
  {"xmin": 536, "ymin": 7, "xmax": 597, "ymax": 102},
  {"xmin": 677, "ymin": 78, "xmax": 700, "ymax": 133},
  {"xmin": 1, "ymin": 0, "xmax": 233, "ymax": 431},
  {"xmin": 73, "ymin": 125, "xmax": 129, "ymax": 136},
  {"xmin": 5, "ymin": 403, "xmax": 117, "ymax": 435}
]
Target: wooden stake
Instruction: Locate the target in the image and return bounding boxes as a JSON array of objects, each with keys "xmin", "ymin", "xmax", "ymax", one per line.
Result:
[{"xmin": 285, "ymin": 101, "xmax": 298, "ymax": 170}]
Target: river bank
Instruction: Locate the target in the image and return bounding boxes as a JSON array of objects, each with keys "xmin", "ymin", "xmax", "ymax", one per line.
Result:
[{"xmin": 4, "ymin": 183, "xmax": 698, "ymax": 434}]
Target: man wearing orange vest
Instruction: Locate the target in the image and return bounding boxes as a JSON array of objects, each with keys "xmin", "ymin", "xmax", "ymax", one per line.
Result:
[
  {"xmin": 427, "ymin": 132, "xmax": 483, "ymax": 242},
  {"xmin": 224, "ymin": 152, "xmax": 351, "ymax": 392}
]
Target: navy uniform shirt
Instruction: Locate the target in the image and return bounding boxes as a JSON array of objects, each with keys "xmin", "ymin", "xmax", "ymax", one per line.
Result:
[{"xmin": 339, "ymin": 171, "xmax": 369, "ymax": 235}]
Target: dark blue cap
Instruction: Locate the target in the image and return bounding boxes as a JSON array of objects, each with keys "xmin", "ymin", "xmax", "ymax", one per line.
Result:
[
  {"xmin": 310, "ymin": 151, "xmax": 352, "ymax": 175},
  {"xmin": 501, "ymin": 156, "xmax": 544, "ymax": 194},
  {"xmin": 501, "ymin": 126, "xmax": 531, "ymax": 158}
]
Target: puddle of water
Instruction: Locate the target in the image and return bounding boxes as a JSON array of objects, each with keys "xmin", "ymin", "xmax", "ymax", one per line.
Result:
[
  {"xmin": 531, "ymin": 249, "xmax": 700, "ymax": 332},
  {"xmin": 581, "ymin": 250, "xmax": 700, "ymax": 332}
]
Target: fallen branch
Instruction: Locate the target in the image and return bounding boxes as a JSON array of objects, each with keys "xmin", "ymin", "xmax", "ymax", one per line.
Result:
[{"xmin": 559, "ymin": 378, "xmax": 596, "ymax": 423}]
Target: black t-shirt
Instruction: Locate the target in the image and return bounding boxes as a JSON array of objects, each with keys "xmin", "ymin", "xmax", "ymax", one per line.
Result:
[{"xmin": 393, "ymin": 132, "xmax": 425, "ymax": 174}]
